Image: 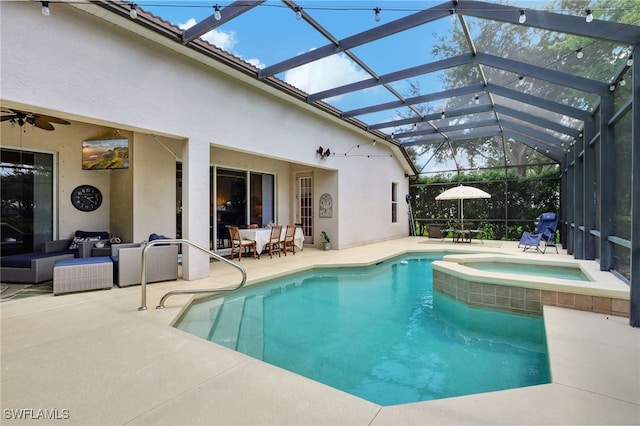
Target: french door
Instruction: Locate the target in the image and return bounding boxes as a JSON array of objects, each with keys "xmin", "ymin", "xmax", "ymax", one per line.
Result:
[{"xmin": 297, "ymin": 175, "xmax": 313, "ymax": 244}]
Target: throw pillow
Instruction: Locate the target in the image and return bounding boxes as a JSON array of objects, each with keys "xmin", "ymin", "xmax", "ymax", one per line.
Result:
[{"xmin": 69, "ymin": 236, "xmax": 101, "ymax": 250}]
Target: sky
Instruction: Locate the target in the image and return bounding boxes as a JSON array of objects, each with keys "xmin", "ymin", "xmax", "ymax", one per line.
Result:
[{"xmin": 139, "ymin": 1, "xmax": 458, "ymax": 128}]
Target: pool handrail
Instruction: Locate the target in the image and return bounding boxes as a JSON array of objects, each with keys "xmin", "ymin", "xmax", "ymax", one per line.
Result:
[{"xmin": 137, "ymin": 239, "xmax": 246, "ymax": 311}]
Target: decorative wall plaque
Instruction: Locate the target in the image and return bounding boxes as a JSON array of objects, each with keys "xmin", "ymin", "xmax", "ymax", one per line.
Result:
[{"xmin": 319, "ymin": 193, "xmax": 333, "ymax": 218}]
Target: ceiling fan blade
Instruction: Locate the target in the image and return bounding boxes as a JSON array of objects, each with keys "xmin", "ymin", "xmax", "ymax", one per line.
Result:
[
  {"xmin": 38, "ymin": 114, "xmax": 70, "ymax": 125},
  {"xmin": 33, "ymin": 117, "xmax": 55, "ymax": 131}
]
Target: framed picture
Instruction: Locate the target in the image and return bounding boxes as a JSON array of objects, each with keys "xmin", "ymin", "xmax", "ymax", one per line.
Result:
[{"xmin": 82, "ymin": 139, "xmax": 129, "ymax": 170}]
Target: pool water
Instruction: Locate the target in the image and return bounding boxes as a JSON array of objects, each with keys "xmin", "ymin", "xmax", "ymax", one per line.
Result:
[
  {"xmin": 467, "ymin": 262, "xmax": 590, "ymax": 281},
  {"xmin": 176, "ymin": 255, "xmax": 550, "ymax": 406}
]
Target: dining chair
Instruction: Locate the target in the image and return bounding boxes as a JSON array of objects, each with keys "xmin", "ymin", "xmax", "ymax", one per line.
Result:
[
  {"xmin": 282, "ymin": 224, "xmax": 296, "ymax": 256},
  {"xmin": 229, "ymin": 226, "xmax": 257, "ymax": 261},
  {"xmin": 266, "ymin": 225, "xmax": 282, "ymax": 258}
]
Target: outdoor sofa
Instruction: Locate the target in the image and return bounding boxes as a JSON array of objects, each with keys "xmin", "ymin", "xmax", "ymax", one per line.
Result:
[{"xmin": 0, "ymin": 230, "xmax": 110, "ymax": 284}]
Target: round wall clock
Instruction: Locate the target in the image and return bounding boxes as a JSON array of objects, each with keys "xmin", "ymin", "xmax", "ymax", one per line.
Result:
[{"xmin": 71, "ymin": 185, "xmax": 103, "ymax": 212}]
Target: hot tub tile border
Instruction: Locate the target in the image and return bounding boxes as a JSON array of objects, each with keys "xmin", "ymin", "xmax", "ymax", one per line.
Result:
[{"xmin": 433, "ymin": 270, "xmax": 629, "ymax": 317}]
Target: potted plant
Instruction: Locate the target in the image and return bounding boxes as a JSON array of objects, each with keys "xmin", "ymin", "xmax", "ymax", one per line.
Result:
[{"xmin": 321, "ymin": 231, "xmax": 331, "ymax": 251}]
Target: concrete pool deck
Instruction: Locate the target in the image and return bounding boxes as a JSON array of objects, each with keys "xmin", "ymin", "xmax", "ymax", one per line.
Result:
[{"xmin": 1, "ymin": 238, "xmax": 638, "ymax": 425}]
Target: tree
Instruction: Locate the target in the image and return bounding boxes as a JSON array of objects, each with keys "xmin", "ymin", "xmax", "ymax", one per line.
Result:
[{"xmin": 400, "ymin": 0, "xmax": 639, "ymax": 178}]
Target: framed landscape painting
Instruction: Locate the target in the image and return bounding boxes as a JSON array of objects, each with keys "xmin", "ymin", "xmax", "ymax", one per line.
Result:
[{"xmin": 82, "ymin": 139, "xmax": 129, "ymax": 170}]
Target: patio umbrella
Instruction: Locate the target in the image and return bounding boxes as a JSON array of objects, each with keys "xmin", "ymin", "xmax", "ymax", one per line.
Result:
[{"xmin": 435, "ymin": 185, "xmax": 491, "ymax": 227}]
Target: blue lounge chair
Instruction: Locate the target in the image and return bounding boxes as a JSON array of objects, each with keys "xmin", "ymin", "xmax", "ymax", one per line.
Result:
[{"xmin": 519, "ymin": 212, "xmax": 559, "ymax": 253}]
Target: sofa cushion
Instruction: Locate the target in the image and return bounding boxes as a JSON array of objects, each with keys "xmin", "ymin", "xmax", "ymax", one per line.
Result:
[
  {"xmin": 1, "ymin": 252, "xmax": 74, "ymax": 268},
  {"xmin": 54, "ymin": 256, "xmax": 113, "ymax": 267},
  {"xmin": 149, "ymin": 233, "xmax": 170, "ymax": 246}
]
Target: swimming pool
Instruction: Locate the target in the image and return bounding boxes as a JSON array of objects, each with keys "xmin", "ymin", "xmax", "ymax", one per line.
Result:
[{"xmin": 176, "ymin": 254, "xmax": 550, "ymax": 406}]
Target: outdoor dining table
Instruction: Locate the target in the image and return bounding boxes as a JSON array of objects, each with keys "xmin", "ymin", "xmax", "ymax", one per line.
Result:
[{"xmin": 238, "ymin": 227, "xmax": 304, "ymax": 254}]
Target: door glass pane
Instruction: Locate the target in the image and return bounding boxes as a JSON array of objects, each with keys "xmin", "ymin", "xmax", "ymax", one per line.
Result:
[
  {"xmin": 215, "ymin": 169, "xmax": 246, "ymax": 248},
  {"xmin": 299, "ymin": 176, "xmax": 312, "ymax": 240},
  {"xmin": 250, "ymin": 172, "xmax": 274, "ymax": 227},
  {"xmin": 1, "ymin": 148, "xmax": 54, "ymax": 256}
]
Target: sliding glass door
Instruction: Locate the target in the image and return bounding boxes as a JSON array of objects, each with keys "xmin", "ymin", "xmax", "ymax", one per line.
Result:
[
  {"xmin": 214, "ymin": 167, "xmax": 274, "ymax": 249},
  {"xmin": 0, "ymin": 148, "xmax": 54, "ymax": 256}
]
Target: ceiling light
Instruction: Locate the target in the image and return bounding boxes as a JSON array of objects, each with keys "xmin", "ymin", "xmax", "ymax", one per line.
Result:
[
  {"xmin": 576, "ymin": 48, "xmax": 583, "ymax": 59},
  {"xmin": 213, "ymin": 4, "xmax": 222, "ymax": 21},
  {"xmin": 129, "ymin": 3, "xmax": 137, "ymax": 19},
  {"xmin": 295, "ymin": 6, "xmax": 302, "ymax": 20},
  {"xmin": 41, "ymin": 1, "xmax": 50, "ymax": 16},
  {"xmin": 627, "ymin": 56, "xmax": 633, "ymax": 67},
  {"xmin": 374, "ymin": 7, "xmax": 381, "ymax": 22},
  {"xmin": 585, "ymin": 9, "xmax": 593, "ymax": 22},
  {"xmin": 519, "ymin": 9, "xmax": 526, "ymax": 24}
]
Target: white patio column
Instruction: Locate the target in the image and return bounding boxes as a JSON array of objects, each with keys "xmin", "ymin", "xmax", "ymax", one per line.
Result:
[{"xmin": 181, "ymin": 137, "xmax": 210, "ymax": 280}]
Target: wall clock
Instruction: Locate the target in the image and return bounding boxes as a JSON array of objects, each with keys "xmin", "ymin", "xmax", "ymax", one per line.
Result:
[
  {"xmin": 71, "ymin": 185, "xmax": 103, "ymax": 212},
  {"xmin": 319, "ymin": 193, "xmax": 333, "ymax": 218}
]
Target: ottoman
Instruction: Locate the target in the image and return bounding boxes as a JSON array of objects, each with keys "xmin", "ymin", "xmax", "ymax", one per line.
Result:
[{"xmin": 53, "ymin": 257, "xmax": 113, "ymax": 295}]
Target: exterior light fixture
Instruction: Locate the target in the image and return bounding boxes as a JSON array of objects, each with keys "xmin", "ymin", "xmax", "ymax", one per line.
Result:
[
  {"xmin": 474, "ymin": 96, "xmax": 480, "ymax": 104},
  {"xmin": 518, "ymin": 75, "xmax": 525, "ymax": 86},
  {"xmin": 213, "ymin": 4, "xmax": 222, "ymax": 21},
  {"xmin": 374, "ymin": 7, "xmax": 381, "ymax": 22},
  {"xmin": 518, "ymin": 9, "xmax": 526, "ymax": 24},
  {"xmin": 619, "ymin": 78, "xmax": 626, "ymax": 86},
  {"xmin": 627, "ymin": 56, "xmax": 633, "ymax": 67},
  {"xmin": 41, "ymin": 1, "xmax": 50, "ymax": 16},
  {"xmin": 609, "ymin": 84, "xmax": 616, "ymax": 91},
  {"xmin": 449, "ymin": 9, "xmax": 456, "ymax": 24},
  {"xmin": 576, "ymin": 48, "xmax": 583, "ymax": 59},
  {"xmin": 129, "ymin": 3, "xmax": 138, "ymax": 19},
  {"xmin": 585, "ymin": 9, "xmax": 593, "ymax": 22},
  {"xmin": 441, "ymin": 111, "xmax": 446, "ymax": 119},
  {"xmin": 294, "ymin": 6, "xmax": 302, "ymax": 20}
]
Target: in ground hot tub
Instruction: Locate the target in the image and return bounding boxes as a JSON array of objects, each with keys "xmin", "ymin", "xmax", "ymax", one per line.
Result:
[{"xmin": 431, "ymin": 254, "xmax": 630, "ymax": 317}]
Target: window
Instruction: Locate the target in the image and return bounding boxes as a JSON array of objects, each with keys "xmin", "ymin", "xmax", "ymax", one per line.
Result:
[
  {"xmin": 391, "ymin": 182, "xmax": 398, "ymax": 223},
  {"xmin": 0, "ymin": 149, "xmax": 54, "ymax": 256}
]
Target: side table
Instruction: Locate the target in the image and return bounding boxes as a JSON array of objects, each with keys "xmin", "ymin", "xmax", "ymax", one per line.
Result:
[{"xmin": 92, "ymin": 247, "xmax": 112, "ymax": 257}]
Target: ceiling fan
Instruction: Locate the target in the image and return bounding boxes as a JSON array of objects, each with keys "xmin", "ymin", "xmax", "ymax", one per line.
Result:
[{"xmin": 1, "ymin": 108, "xmax": 70, "ymax": 131}]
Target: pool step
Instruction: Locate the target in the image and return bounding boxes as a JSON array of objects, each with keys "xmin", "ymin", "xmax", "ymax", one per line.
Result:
[
  {"xmin": 237, "ymin": 295, "xmax": 264, "ymax": 359},
  {"xmin": 210, "ymin": 298, "xmax": 245, "ymax": 350},
  {"xmin": 174, "ymin": 299, "xmax": 223, "ymax": 340}
]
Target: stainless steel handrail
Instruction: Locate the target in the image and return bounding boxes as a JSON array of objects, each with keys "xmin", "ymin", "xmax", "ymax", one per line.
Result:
[{"xmin": 137, "ymin": 239, "xmax": 246, "ymax": 311}]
